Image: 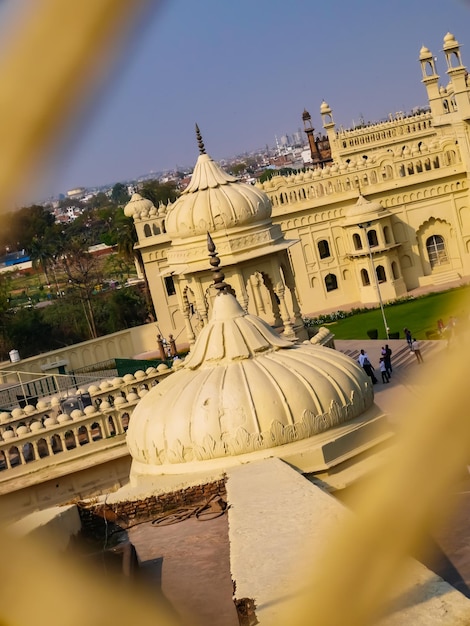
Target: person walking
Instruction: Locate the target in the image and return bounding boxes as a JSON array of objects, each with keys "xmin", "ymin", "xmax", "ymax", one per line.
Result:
[
  {"xmin": 379, "ymin": 357, "xmax": 390, "ymax": 383},
  {"xmin": 384, "ymin": 344, "xmax": 392, "ymax": 377},
  {"xmin": 404, "ymin": 327, "xmax": 413, "ymax": 348},
  {"xmin": 358, "ymin": 349, "xmax": 378, "ymax": 384},
  {"xmin": 411, "ymin": 338, "xmax": 424, "ymax": 363}
]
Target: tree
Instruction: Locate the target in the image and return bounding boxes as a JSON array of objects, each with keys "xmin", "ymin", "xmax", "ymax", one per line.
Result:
[
  {"xmin": 115, "ymin": 213, "xmax": 155, "ymax": 320},
  {"xmin": 111, "ymin": 182, "xmax": 130, "ymax": 206},
  {"xmin": 139, "ymin": 179, "xmax": 179, "ymax": 206},
  {"xmin": 228, "ymin": 162, "xmax": 247, "ymax": 177},
  {"xmin": 59, "ymin": 238, "xmax": 102, "ymax": 338},
  {"xmin": 28, "ymin": 236, "xmax": 54, "ymax": 285}
]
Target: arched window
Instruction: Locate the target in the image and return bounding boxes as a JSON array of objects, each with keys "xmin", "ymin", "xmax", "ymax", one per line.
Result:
[
  {"xmin": 391, "ymin": 261, "xmax": 399, "ymax": 279},
  {"xmin": 152, "ymin": 224, "xmax": 161, "ymax": 235},
  {"xmin": 376, "ymin": 265, "xmax": 386, "ymax": 283},
  {"xmin": 318, "ymin": 239, "xmax": 330, "ymax": 259},
  {"xmin": 325, "ymin": 273, "xmax": 338, "ymax": 292},
  {"xmin": 383, "ymin": 226, "xmax": 391, "ymax": 244},
  {"xmin": 164, "ymin": 275, "xmax": 176, "ymax": 296},
  {"xmin": 361, "ymin": 269, "xmax": 370, "ymax": 286},
  {"xmin": 353, "ymin": 233, "xmax": 362, "ymax": 250},
  {"xmin": 144, "ymin": 224, "xmax": 151, "ymax": 237},
  {"xmin": 426, "ymin": 235, "xmax": 448, "ymax": 268},
  {"xmin": 367, "ymin": 230, "xmax": 378, "ymax": 247}
]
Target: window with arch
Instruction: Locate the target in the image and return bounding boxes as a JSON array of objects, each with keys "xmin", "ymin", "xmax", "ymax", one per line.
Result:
[
  {"xmin": 391, "ymin": 261, "xmax": 399, "ymax": 279},
  {"xmin": 324, "ymin": 273, "xmax": 338, "ymax": 292},
  {"xmin": 152, "ymin": 224, "xmax": 161, "ymax": 235},
  {"xmin": 367, "ymin": 230, "xmax": 378, "ymax": 247},
  {"xmin": 353, "ymin": 233, "xmax": 362, "ymax": 250},
  {"xmin": 383, "ymin": 226, "xmax": 391, "ymax": 244},
  {"xmin": 318, "ymin": 239, "xmax": 331, "ymax": 259},
  {"xmin": 361, "ymin": 268, "xmax": 370, "ymax": 286},
  {"xmin": 426, "ymin": 235, "xmax": 448, "ymax": 268},
  {"xmin": 144, "ymin": 224, "xmax": 151, "ymax": 237},
  {"xmin": 376, "ymin": 265, "xmax": 386, "ymax": 283}
]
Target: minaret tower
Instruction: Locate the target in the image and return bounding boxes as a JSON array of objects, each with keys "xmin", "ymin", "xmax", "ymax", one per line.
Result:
[
  {"xmin": 443, "ymin": 32, "xmax": 470, "ymax": 120},
  {"xmin": 302, "ymin": 109, "xmax": 322, "ymax": 164},
  {"xmin": 419, "ymin": 44, "xmax": 445, "ymax": 118},
  {"xmin": 320, "ymin": 101, "xmax": 338, "ymax": 160}
]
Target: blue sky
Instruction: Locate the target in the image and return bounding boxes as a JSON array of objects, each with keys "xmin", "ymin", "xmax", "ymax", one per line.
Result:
[{"xmin": 7, "ymin": 0, "xmax": 470, "ymax": 201}]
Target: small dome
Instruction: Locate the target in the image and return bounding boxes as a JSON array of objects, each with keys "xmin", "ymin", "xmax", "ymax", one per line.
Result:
[
  {"xmin": 84, "ymin": 405, "xmax": 96, "ymax": 415},
  {"xmin": 165, "ymin": 153, "xmax": 272, "ymax": 238},
  {"xmin": 0, "ymin": 412, "xmax": 11, "ymax": 423},
  {"xmin": 16, "ymin": 425, "xmax": 30, "ymax": 435},
  {"xmin": 44, "ymin": 416, "xmax": 58, "ymax": 427},
  {"xmin": 30, "ymin": 421, "xmax": 44, "ymax": 432},
  {"xmin": 320, "ymin": 100, "xmax": 331, "ymax": 114},
  {"xmin": 123, "ymin": 193, "xmax": 155, "ymax": 218},
  {"xmin": 3, "ymin": 430, "xmax": 15, "ymax": 440},
  {"xmin": 343, "ymin": 194, "xmax": 388, "ymax": 225},
  {"xmin": 127, "ymin": 292, "xmax": 373, "ymax": 470},
  {"xmin": 443, "ymin": 32, "xmax": 458, "ymax": 49},
  {"xmin": 419, "ymin": 45, "xmax": 432, "ymax": 59}
]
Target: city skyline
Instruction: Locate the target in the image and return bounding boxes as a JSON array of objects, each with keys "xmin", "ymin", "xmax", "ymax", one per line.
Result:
[{"xmin": 4, "ymin": 0, "xmax": 470, "ymax": 204}]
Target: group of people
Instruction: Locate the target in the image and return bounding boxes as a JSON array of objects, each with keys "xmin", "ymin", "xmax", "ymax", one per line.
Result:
[
  {"xmin": 358, "ymin": 345, "xmax": 392, "ymax": 385},
  {"xmin": 358, "ymin": 329, "xmax": 426, "ymax": 385}
]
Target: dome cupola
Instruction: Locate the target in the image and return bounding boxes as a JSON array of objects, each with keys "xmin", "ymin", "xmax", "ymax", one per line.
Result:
[
  {"xmin": 126, "ymin": 237, "xmax": 374, "ymax": 480},
  {"xmin": 165, "ymin": 125, "xmax": 272, "ymax": 239}
]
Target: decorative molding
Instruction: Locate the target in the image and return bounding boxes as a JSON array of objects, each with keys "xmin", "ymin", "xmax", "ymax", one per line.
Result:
[{"xmin": 143, "ymin": 387, "xmax": 373, "ymax": 465}]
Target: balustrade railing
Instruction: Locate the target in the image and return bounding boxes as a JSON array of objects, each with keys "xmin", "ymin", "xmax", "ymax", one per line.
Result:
[{"xmin": 0, "ymin": 363, "xmax": 176, "ymax": 475}]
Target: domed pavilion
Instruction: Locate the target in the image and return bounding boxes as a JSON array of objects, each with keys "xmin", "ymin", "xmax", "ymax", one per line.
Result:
[
  {"xmin": 126, "ymin": 236, "xmax": 387, "ymax": 488},
  {"xmin": 125, "ymin": 125, "xmax": 305, "ymax": 346}
]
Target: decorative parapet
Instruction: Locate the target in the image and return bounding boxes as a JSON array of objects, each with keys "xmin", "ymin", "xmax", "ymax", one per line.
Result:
[{"xmin": 0, "ymin": 364, "xmax": 178, "ymax": 475}]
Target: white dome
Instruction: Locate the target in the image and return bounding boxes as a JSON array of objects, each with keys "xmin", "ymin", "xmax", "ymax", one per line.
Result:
[
  {"xmin": 127, "ymin": 292, "xmax": 373, "ymax": 470},
  {"xmin": 165, "ymin": 153, "xmax": 272, "ymax": 238},
  {"xmin": 123, "ymin": 193, "xmax": 155, "ymax": 218}
]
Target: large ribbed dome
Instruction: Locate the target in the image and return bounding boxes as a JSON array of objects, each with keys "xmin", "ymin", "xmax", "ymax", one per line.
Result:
[
  {"xmin": 126, "ymin": 292, "xmax": 374, "ymax": 471},
  {"xmin": 165, "ymin": 153, "xmax": 272, "ymax": 238}
]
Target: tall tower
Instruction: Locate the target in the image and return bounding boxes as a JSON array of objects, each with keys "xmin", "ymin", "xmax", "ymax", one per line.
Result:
[
  {"xmin": 443, "ymin": 32, "xmax": 470, "ymax": 120},
  {"xmin": 419, "ymin": 44, "xmax": 445, "ymax": 118},
  {"xmin": 320, "ymin": 101, "xmax": 338, "ymax": 161},
  {"xmin": 302, "ymin": 109, "xmax": 322, "ymax": 164}
]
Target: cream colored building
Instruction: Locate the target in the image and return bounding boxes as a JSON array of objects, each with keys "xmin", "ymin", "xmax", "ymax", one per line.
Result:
[{"xmin": 126, "ymin": 33, "xmax": 470, "ymax": 343}]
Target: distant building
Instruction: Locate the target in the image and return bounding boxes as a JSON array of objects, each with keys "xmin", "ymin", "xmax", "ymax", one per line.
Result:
[
  {"xmin": 0, "ymin": 250, "xmax": 32, "ymax": 274},
  {"xmin": 127, "ymin": 33, "xmax": 470, "ymax": 343}
]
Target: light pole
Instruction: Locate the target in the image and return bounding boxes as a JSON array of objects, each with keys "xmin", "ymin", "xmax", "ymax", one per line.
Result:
[{"xmin": 358, "ymin": 222, "xmax": 390, "ymax": 340}]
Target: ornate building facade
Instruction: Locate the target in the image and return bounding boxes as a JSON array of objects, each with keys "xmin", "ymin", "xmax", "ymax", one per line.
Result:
[{"xmin": 127, "ymin": 33, "xmax": 470, "ymax": 344}]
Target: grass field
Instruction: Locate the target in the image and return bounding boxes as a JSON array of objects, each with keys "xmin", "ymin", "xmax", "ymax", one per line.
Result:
[{"xmin": 313, "ymin": 285, "xmax": 470, "ymax": 341}]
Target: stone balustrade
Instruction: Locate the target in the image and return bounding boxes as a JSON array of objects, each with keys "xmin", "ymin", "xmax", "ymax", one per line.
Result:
[{"xmin": 0, "ymin": 362, "xmax": 179, "ymax": 473}]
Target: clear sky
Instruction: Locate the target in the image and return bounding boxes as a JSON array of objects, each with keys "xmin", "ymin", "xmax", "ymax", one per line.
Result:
[{"xmin": 6, "ymin": 0, "xmax": 470, "ymax": 202}]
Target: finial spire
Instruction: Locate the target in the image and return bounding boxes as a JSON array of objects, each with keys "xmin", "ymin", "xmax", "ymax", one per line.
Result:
[
  {"xmin": 195, "ymin": 123, "xmax": 206, "ymax": 155},
  {"xmin": 207, "ymin": 232, "xmax": 229, "ymax": 294}
]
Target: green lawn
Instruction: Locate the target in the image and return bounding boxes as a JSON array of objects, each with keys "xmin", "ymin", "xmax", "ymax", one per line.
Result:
[{"xmin": 313, "ymin": 285, "xmax": 470, "ymax": 341}]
